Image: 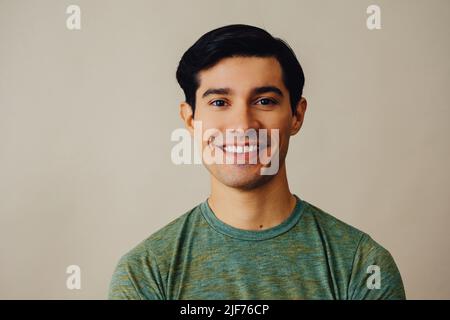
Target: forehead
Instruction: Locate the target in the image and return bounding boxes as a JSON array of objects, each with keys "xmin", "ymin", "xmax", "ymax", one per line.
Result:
[{"xmin": 197, "ymin": 56, "xmax": 285, "ymax": 93}]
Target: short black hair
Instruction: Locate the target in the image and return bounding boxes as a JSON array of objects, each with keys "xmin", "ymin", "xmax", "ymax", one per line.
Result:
[{"xmin": 176, "ymin": 24, "xmax": 305, "ymax": 115}]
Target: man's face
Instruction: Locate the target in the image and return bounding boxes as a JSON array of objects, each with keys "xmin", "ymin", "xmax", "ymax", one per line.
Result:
[{"xmin": 185, "ymin": 56, "xmax": 305, "ymax": 190}]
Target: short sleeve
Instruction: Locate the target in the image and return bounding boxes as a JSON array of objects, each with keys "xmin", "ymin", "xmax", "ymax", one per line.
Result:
[
  {"xmin": 348, "ymin": 234, "xmax": 406, "ymax": 300},
  {"xmin": 108, "ymin": 247, "xmax": 166, "ymax": 300}
]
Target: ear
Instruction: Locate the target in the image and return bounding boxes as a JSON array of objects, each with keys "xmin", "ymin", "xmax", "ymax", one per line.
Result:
[
  {"xmin": 179, "ymin": 102, "xmax": 195, "ymax": 136},
  {"xmin": 290, "ymin": 97, "xmax": 307, "ymax": 136}
]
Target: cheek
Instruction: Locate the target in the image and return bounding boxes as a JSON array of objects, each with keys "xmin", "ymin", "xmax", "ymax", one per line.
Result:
[
  {"xmin": 196, "ymin": 120, "xmax": 225, "ymax": 149},
  {"xmin": 195, "ymin": 107, "xmax": 223, "ymax": 128},
  {"xmin": 265, "ymin": 113, "xmax": 292, "ymax": 135},
  {"xmin": 194, "ymin": 111, "xmax": 220, "ymax": 131},
  {"xmin": 269, "ymin": 123, "xmax": 292, "ymax": 153},
  {"xmin": 262, "ymin": 105, "xmax": 291, "ymax": 125},
  {"xmin": 202, "ymin": 122, "xmax": 224, "ymax": 142}
]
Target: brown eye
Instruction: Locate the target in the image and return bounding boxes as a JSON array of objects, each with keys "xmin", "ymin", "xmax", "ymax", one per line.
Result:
[
  {"xmin": 256, "ymin": 98, "xmax": 277, "ymax": 105},
  {"xmin": 211, "ymin": 100, "xmax": 227, "ymax": 107}
]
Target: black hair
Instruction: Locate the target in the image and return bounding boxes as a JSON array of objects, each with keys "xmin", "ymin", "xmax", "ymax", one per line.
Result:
[{"xmin": 175, "ymin": 24, "xmax": 305, "ymax": 115}]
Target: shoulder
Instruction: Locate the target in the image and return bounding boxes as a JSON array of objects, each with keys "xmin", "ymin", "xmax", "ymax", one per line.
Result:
[
  {"xmin": 301, "ymin": 200, "xmax": 394, "ymax": 255},
  {"xmin": 109, "ymin": 203, "xmax": 204, "ymax": 299},
  {"xmin": 298, "ymin": 199, "xmax": 399, "ymax": 266},
  {"xmin": 299, "ymin": 199, "xmax": 405, "ymax": 299},
  {"xmin": 299, "ymin": 199, "xmax": 367, "ymax": 246},
  {"xmin": 120, "ymin": 203, "xmax": 203, "ymax": 264}
]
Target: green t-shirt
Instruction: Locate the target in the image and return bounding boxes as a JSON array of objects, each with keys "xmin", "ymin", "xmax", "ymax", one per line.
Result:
[{"xmin": 108, "ymin": 195, "xmax": 406, "ymax": 299}]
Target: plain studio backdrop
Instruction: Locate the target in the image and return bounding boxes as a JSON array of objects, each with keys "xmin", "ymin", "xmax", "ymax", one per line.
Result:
[{"xmin": 0, "ymin": 0, "xmax": 449, "ymax": 299}]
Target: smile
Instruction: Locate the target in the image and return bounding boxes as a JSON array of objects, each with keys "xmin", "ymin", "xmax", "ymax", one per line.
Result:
[
  {"xmin": 212, "ymin": 142, "xmax": 269, "ymax": 154},
  {"xmin": 223, "ymin": 145, "xmax": 258, "ymax": 153}
]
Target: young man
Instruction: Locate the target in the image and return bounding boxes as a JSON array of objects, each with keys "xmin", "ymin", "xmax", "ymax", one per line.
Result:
[{"xmin": 108, "ymin": 24, "xmax": 406, "ymax": 299}]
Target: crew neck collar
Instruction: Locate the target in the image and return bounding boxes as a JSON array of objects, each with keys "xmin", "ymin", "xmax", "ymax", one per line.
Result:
[{"xmin": 199, "ymin": 194, "xmax": 305, "ymax": 241}]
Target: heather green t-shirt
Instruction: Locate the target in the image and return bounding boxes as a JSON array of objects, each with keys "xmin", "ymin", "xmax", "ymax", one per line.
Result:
[{"xmin": 108, "ymin": 195, "xmax": 406, "ymax": 300}]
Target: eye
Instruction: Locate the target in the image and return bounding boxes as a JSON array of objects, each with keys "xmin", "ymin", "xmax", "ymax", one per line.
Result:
[
  {"xmin": 256, "ymin": 98, "xmax": 277, "ymax": 105},
  {"xmin": 210, "ymin": 99, "xmax": 228, "ymax": 107}
]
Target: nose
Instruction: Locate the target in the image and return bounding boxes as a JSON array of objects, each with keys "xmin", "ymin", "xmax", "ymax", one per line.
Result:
[{"xmin": 227, "ymin": 101, "xmax": 260, "ymax": 133}]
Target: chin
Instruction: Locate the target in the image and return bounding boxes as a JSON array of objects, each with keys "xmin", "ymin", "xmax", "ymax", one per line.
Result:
[{"xmin": 211, "ymin": 165, "xmax": 274, "ymax": 190}]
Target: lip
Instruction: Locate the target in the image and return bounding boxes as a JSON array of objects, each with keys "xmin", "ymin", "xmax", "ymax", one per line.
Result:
[
  {"xmin": 215, "ymin": 143, "xmax": 268, "ymax": 152},
  {"xmin": 206, "ymin": 140, "xmax": 271, "ymax": 165}
]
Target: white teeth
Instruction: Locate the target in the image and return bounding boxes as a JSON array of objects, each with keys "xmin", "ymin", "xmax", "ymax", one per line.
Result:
[{"xmin": 223, "ymin": 145, "xmax": 257, "ymax": 153}]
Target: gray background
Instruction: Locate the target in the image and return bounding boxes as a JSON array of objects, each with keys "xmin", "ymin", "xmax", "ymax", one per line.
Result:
[{"xmin": 0, "ymin": 0, "xmax": 449, "ymax": 299}]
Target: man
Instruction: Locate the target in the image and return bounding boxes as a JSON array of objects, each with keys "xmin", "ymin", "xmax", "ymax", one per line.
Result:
[{"xmin": 108, "ymin": 24, "xmax": 405, "ymax": 299}]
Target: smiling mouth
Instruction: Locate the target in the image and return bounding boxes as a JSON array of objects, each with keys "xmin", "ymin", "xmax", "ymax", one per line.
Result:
[{"xmin": 213, "ymin": 143, "xmax": 268, "ymax": 154}]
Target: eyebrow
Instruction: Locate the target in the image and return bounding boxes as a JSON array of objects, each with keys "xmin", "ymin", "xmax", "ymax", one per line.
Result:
[{"xmin": 201, "ymin": 86, "xmax": 284, "ymax": 99}]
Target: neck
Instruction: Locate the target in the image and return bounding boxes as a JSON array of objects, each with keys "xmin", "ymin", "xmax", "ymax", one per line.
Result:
[{"xmin": 208, "ymin": 163, "xmax": 297, "ymax": 231}]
